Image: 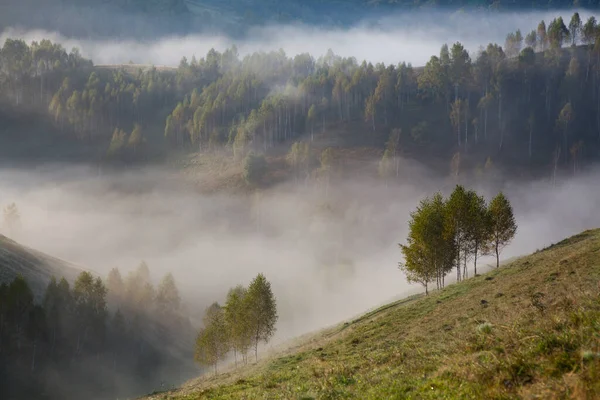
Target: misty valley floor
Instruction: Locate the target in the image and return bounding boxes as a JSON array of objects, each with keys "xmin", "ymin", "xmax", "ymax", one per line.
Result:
[{"xmin": 144, "ymin": 229, "xmax": 600, "ymax": 400}]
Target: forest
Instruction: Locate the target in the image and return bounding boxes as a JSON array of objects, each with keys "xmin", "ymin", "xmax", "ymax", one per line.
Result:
[
  {"xmin": 0, "ymin": 264, "xmax": 197, "ymax": 400},
  {"xmin": 1, "ymin": 12, "xmax": 600, "ymax": 183}
]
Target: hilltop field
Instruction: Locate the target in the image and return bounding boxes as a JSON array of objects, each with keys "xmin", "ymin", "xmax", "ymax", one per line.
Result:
[{"xmin": 144, "ymin": 229, "xmax": 600, "ymax": 400}]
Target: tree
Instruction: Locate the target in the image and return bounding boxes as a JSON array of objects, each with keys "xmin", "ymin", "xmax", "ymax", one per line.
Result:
[
  {"xmin": 243, "ymin": 153, "xmax": 267, "ymax": 186},
  {"xmin": 582, "ymin": 17, "xmax": 598, "ymax": 45},
  {"xmin": 379, "ymin": 129, "xmax": 401, "ymax": 182},
  {"xmin": 488, "ymin": 193, "xmax": 517, "ymax": 269},
  {"xmin": 445, "ymin": 185, "xmax": 471, "ymax": 282},
  {"xmin": 307, "ymin": 104, "xmax": 317, "ymax": 141},
  {"xmin": 525, "ymin": 30, "xmax": 537, "ymax": 50},
  {"xmin": 128, "ymin": 123, "xmax": 143, "ymax": 155},
  {"xmin": 107, "ymin": 128, "xmax": 128, "ymax": 158},
  {"xmin": 466, "ymin": 191, "xmax": 491, "ymax": 276},
  {"xmin": 244, "ymin": 273, "xmax": 277, "ymax": 362},
  {"xmin": 194, "ymin": 302, "xmax": 229, "ymax": 375},
  {"xmin": 155, "ymin": 273, "xmax": 181, "ymax": 316},
  {"xmin": 537, "ymin": 20, "xmax": 548, "ymax": 51},
  {"xmin": 72, "ymin": 272, "xmax": 107, "ymax": 354},
  {"xmin": 569, "ymin": 13, "xmax": 582, "ymax": 46},
  {"xmin": 3, "ymin": 203, "xmax": 20, "ymax": 238},
  {"xmin": 399, "ymin": 193, "xmax": 455, "ymax": 294},
  {"xmin": 224, "ymin": 285, "xmax": 251, "ymax": 366}
]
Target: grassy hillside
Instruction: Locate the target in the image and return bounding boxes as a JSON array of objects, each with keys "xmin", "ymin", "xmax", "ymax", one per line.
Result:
[
  {"xmin": 144, "ymin": 229, "xmax": 600, "ymax": 399},
  {"xmin": 0, "ymin": 234, "xmax": 85, "ymax": 299}
]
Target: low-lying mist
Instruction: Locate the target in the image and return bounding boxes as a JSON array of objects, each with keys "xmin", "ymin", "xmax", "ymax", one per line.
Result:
[
  {"xmin": 1, "ymin": 160, "xmax": 598, "ymax": 346},
  {"xmin": 2, "ymin": 9, "xmax": 600, "ymax": 68}
]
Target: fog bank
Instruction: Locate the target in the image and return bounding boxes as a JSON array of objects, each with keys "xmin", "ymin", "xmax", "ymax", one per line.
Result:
[
  {"xmin": 0, "ymin": 161, "xmax": 598, "ymax": 344},
  {"xmin": 2, "ymin": 10, "xmax": 599, "ymax": 68}
]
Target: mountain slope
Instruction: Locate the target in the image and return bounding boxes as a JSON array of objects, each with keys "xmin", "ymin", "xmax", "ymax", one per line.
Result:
[
  {"xmin": 145, "ymin": 229, "xmax": 600, "ymax": 399},
  {"xmin": 0, "ymin": 234, "xmax": 86, "ymax": 299}
]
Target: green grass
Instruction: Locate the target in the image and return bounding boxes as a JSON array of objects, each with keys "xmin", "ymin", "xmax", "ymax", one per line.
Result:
[{"xmin": 143, "ymin": 229, "xmax": 600, "ymax": 400}]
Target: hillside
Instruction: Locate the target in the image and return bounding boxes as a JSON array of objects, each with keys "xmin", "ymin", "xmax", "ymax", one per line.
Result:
[
  {"xmin": 0, "ymin": 234, "xmax": 85, "ymax": 299},
  {"xmin": 144, "ymin": 229, "xmax": 600, "ymax": 399}
]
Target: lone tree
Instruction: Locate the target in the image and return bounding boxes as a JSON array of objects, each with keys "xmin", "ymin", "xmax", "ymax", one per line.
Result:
[
  {"xmin": 488, "ymin": 192, "xmax": 517, "ymax": 268},
  {"xmin": 244, "ymin": 273, "xmax": 278, "ymax": 362}
]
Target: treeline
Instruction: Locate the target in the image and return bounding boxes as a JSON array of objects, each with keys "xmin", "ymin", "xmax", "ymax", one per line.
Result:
[
  {"xmin": 400, "ymin": 186, "xmax": 517, "ymax": 294},
  {"xmin": 0, "ymin": 263, "xmax": 196, "ymax": 400},
  {"xmin": 194, "ymin": 273, "xmax": 278, "ymax": 374},
  {"xmin": 2, "ymin": 12, "xmax": 600, "ymax": 176}
]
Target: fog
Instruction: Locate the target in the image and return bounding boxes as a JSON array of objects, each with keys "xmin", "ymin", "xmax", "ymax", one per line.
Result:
[
  {"xmin": 2, "ymin": 6, "xmax": 600, "ymax": 390},
  {"xmin": 2, "ymin": 9, "xmax": 600, "ymax": 67},
  {"xmin": 0, "ymin": 160, "xmax": 598, "ymax": 347}
]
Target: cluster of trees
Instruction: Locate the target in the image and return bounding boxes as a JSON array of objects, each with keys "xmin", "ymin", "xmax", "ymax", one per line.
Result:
[
  {"xmin": 0, "ymin": 263, "xmax": 196, "ymax": 400},
  {"xmin": 194, "ymin": 273, "xmax": 278, "ymax": 375},
  {"xmin": 2, "ymin": 12, "xmax": 600, "ymax": 178},
  {"xmin": 399, "ymin": 186, "xmax": 517, "ymax": 294}
]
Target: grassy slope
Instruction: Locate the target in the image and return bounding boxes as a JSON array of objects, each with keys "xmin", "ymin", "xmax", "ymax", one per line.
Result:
[
  {"xmin": 0, "ymin": 235, "xmax": 85, "ymax": 299},
  {"xmin": 145, "ymin": 229, "xmax": 600, "ymax": 400}
]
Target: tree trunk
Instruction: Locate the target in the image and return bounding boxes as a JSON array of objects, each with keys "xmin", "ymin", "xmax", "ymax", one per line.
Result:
[{"xmin": 495, "ymin": 242, "xmax": 500, "ymax": 269}]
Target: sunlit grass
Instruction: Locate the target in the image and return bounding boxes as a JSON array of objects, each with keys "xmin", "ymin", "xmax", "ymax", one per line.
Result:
[{"xmin": 144, "ymin": 229, "xmax": 600, "ymax": 400}]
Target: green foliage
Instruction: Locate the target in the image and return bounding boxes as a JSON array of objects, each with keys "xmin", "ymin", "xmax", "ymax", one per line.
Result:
[
  {"xmin": 224, "ymin": 285, "xmax": 252, "ymax": 365},
  {"xmin": 245, "ymin": 273, "xmax": 278, "ymax": 361},
  {"xmin": 400, "ymin": 193, "xmax": 455, "ymax": 294},
  {"xmin": 195, "ymin": 303, "xmax": 230, "ymax": 374},
  {"xmin": 242, "ymin": 152, "xmax": 267, "ymax": 186},
  {"xmin": 488, "ymin": 192, "xmax": 517, "ymax": 268},
  {"xmin": 401, "ymin": 186, "xmax": 516, "ymax": 293}
]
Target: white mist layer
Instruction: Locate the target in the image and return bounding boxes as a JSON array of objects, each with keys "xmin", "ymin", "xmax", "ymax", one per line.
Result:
[
  {"xmin": 0, "ymin": 163, "xmax": 598, "ymax": 345},
  {"xmin": 2, "ymin": 10, "xmax": 599, "ymax": 68}
]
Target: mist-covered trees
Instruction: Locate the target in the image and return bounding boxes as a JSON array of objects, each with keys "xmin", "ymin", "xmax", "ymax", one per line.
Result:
[
  {"xmin": 399, "ymin": 186, "xmax": 517, "ymax": 293},
  {"xmin": 2, "ymin": 11, "xmax": 600, "ymax": 178},
  {"xmin": 194, "ymin": 273, "xmax": 278, "ymax": 374},
  {"xmin": 0, "ymin": 265, "xmax": 195, "ymax": 400}
]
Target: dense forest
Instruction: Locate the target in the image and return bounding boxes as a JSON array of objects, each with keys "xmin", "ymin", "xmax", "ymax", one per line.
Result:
[
  {"xmin": 0, "ymin": 264, "xmax": 197, "ymax": 400},
  {"xmin": 2, "ymin": 13, "xmax": 600, "ymax": 182}
]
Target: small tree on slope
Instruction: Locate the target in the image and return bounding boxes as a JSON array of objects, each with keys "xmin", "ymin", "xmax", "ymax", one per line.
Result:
[
  {"xmin": 244, "ymin": 273, "xmax": 278, "ymax": 362},
  {"xmin": 488, "ymin": 192, "xmax": 517, "ymax": 268}
]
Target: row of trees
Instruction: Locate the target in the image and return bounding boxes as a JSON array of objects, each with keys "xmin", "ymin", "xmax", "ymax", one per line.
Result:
[
  {"xmin": 0, "ymin": 263, "xmax": 195, "ymax": 400},
  {"xmin": 399, "ymin": 186, "xmax": 517, "ymax": 294},
  {"xmin": 194, "ymin": 273, "xmax": 278, "ymax": 374},
  {"xmin": 2, "ymin": 12, "xmax": 600, "ymax": 176}
]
